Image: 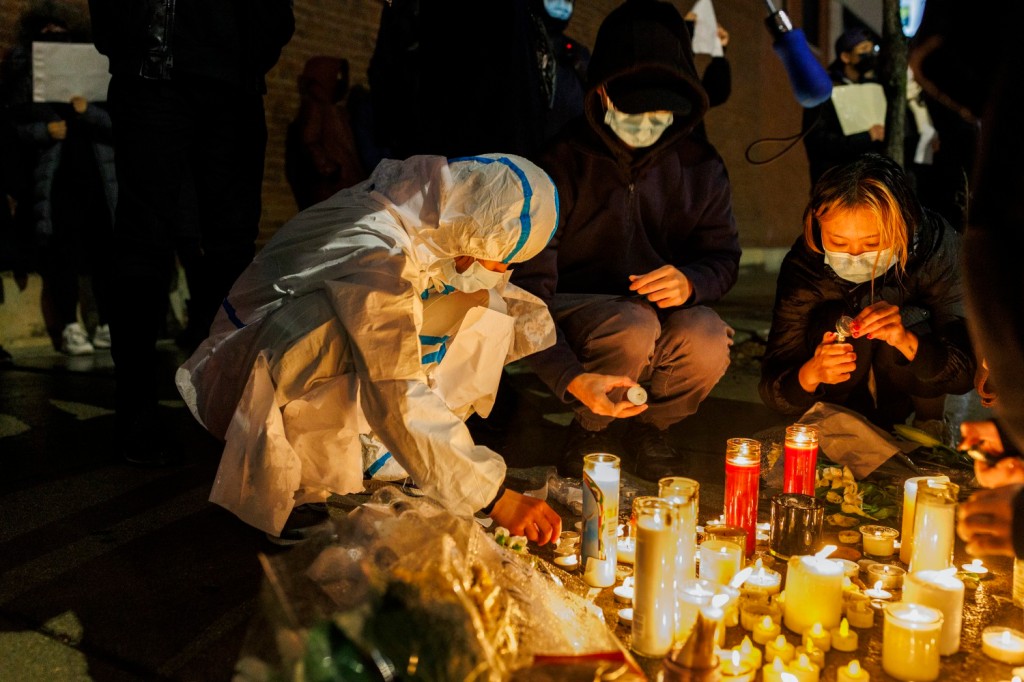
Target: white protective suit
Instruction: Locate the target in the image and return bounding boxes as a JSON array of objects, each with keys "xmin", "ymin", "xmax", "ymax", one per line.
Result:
[{"xmin": 176, "ymin": 155, "xmax": 559, "ymax": 535}]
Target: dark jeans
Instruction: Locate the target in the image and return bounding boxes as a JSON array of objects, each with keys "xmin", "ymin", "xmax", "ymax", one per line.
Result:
[{"xmin": 107, "ymin": 76, "xmax": 267, "ymax": 420}]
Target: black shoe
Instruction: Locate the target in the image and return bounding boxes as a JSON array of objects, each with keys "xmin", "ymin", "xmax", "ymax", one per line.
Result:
[
  {"xmin": 629, "ymin": 422, "xmax": 686, "ymax": 481},
  {"xmin": 558, "ymin": 421, "xmax": 622, "ymax": 479},
  {"xmin": 266, "ymin": 503, "xmax": 334, "ymax": 546}
]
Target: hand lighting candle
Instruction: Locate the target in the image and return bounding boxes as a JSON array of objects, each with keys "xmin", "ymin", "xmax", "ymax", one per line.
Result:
[
  {"xmin": 982, "ymin": 627, "xmax": 1024, "ymax": 664},
  {"xmin": 765, "ymin": 634, "xmax": 796, "ymax": 665},
  {"xmin": 830, "ymin": 617, "xmax": 859, "ymax": 652},
  {"xmin": 837, "ymin": 659, "xmax": 871, "ymax": 682},
  {"xmin": 783, "ymin": 546, "xmax": 844, "ymax": 633},
  {"xmin": 659, "ymin": 476, "xmax": 699, "ymax": 585},
  {"xmin": 724, "ymin": 438, "xmax": 761, "ymax": 556},
  {"xmin": 783, "ymin": 424, "xmax": 819, "ymax": 495},
  {"xmin": 909, "ymin": 479, "xmax": 959, "ymax": 572},
  {"xmin": 899, "ymin": 475, "xmax": 949, "ymax": 564},
  {"xmin": 903, "ymin": 568, "xmax": 964, "ymax": 655},
  {"xmin": 882, "ymin": 603, "xmax": 943, "ymax": 681},
  {"xmin": 631, "ymin": 497, "xmax": 677, "ymax": 658},
  {"xmin": 581, "ymin": 454, "xmax": 620, "ymax": 587}
]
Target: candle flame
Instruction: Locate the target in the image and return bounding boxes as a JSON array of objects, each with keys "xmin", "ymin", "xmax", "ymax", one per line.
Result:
[
  {"xmin": 731, "ymin": 650, "xmax": 741, "ymax": 666},
  {"xmin": 775, "ymin": 635, "xmax": 787, "ymax": 647},
  {"xmin": 760, "ymin": 615, "xmax": 773, "ymax": 629},
  {"xmin": 623, "ymin": 576, "xmax": 634, "ymax": 588},
  {"xmin": 810, "ymin": 622, "xmax": 824, "ymax": 636},
  {"xmin": 815, "ymin": 544, "xmax": 837, "ymax": 559},
  {"xmin": 1003, "ymin": 630, "xmax": 1013, "ymax": 645},
  {"xmin": 773, "ymin": 657, "xmax": 786, "ymax": 672},
  {"xmin": 849, "ymin": 660, "xmax": 861, "ymax": 674},
  {"xmin": 755, "ymin": 558, "xmax": 764, "ymax": 569},
  {"xmin": 840, "ymin": 618, "xmax": 850, "ymax": 636},
  {"xmin": 740, "ymin": 636, "xmax": 753, "ymax": 653},
  {"xmin": 798, "ymin": 653, "xmax": 810, "ymax": 667},
  {"xmin": 972, "ymin": 559, "xmax": 983, "ymax": 569},
  {"xmin": 873, "ymin": 580, "xmax": 883, "ymax": 591}
]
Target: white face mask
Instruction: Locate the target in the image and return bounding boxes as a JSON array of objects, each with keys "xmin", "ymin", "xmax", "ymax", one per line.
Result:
[
  {"xmin": 544, "ymin": 0, "xmax": 573, "ymax": 21},
  {"xmin": 824, "ymin": 247, "xmax": 896, "ymax": 283},
  {"xmin": 439, "ymin": 259, "xmax": 509, "ymax": 293},
  {"xmin": 603, "ymin": 99, "xmax": 674, "ymax": 148}
]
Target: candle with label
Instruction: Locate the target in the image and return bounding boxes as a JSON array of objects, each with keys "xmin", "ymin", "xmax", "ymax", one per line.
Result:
[
  {"xmin": 581, "ymin": 454, "xmax": 620, "ymax": 587},
  {"xmin": 910, "ymin": 479, "xmax": 959, "ymax": 572},
  {"xmin": 903, "ymin": 568, "xmax": 964, "ymax": 655},
  {"xmin": 659, "ymin": 476, "xmax": 699, "ymax": 585},
  {"xmin": 724, "ymin": 438, "xmax": 761, "ymax": 555},
  {"xmin": 631, "ymin": 497, "xmax": 677, "ymax": 658},
  {"xmin": 784, "ymin": 547, "xmax": 844, "ymax": 633},
  {"xmin": 899, "ymin": 475, "xmax": 949, "ymax": 564},
  {"xmin": 882, "ymin": 603, "xmax": 943, "ymax": 681},
  {"xmin": 783, "ymin": 424, "xmax": 819, "ymax": 495},
  {"xmin": 983, "ymin": 627, "xmax": 1024, "ymax": 664}
]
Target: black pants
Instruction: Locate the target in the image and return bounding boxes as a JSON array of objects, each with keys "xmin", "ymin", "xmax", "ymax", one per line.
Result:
[{"xmin": 107, "ymin": 76, "xmax": 267, "ymax": 420}]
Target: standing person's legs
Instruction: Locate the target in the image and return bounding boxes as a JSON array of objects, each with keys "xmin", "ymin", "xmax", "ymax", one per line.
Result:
[
  {"xmin": 186, "ymin": 84, "xmax": 266, "ymax": 340},
  {"xmin": 107, "ymin": 77, "xmax": 190, "ymax": 460}
]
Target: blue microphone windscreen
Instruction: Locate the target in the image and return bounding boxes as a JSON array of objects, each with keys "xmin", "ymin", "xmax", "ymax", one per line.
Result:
[{"xmin": 773, "ymin": 29, "xmax": 833, "ymax": 108}]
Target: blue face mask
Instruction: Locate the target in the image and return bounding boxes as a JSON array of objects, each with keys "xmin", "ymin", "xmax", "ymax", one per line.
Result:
[
  {"xmin": 603, "ymin": 98, "xmax": 674, "ymax": 148},
  {"xmin": 544, "ymin": 0, "xmax": 573, "ymax": 21},
  {"xmin": 824, "ymin": 248, "xmax": 896, "ymax": 283}
]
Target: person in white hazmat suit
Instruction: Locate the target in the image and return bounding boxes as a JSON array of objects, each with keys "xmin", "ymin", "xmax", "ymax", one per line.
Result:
[{"xmin": 176, "ymin": 154, "xmax": 565, "ymax": 544}]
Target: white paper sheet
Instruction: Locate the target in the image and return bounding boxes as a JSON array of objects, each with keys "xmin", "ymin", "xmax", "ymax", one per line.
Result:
[
  {"xmin": 830, "ymin": 83, "xmax": 887, "ymax": 136},
  {"xmin": 32, "ymin": 42, "xmax": 110, "ymax": 103},
  {"xmin": 689, "ymin": 0, "xmax": 724, "ymax": 57}
]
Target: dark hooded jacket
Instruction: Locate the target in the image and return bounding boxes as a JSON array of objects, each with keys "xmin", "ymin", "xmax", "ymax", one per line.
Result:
[
  {"xmin": 759, "ymin": 209, "xmax": 975, "ymax": 416},
  {"xmin": 513, "ymin": 0, "xmax": 741, "ymax": 400}
]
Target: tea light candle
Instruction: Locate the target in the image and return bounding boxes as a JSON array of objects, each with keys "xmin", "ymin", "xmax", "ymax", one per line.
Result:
[
  {"xmin": 553, "ymin": 554, "xmax": 579, "ymax": 568},
  {"xmin": 830, "ymin": 618, "xmax": 859, "ymax": 652},
  {"xmin": 766, "ymin": 634, "xmax": 796, "ymax": 665},
  {"xmin": 613, "ymin": 576, "xmax": 634, "ymax": 603},
  {"xmin": 838, "ymin": 530, "xmax": 861, "ymax": 544},
  {"xmin": 742, "ymin": 559, "xmax": 783, "ymax": 597},
  {"xmin": 904, "ymin": 568, "xmax": 964, "ymax": 655},
  {"xmin": 555, "ymin": 530, "xmax": 580, "ymax": 557},
  {"xmin": 700, "ymin": 539, "xmax": 744, "ymax": 585},
  {"xmin": 720, "ymin": 649, "xmax": 756, "ymax": 682},
  {"xmin": 802, "ymin": 622, "xmax": 831, "ymax": 652},
  {"xmin": 899, "ymin": 475, "xmax": 949, "ymax": 565},
  {"xmin": 762, "ymin": 657, "xmax": 791, "ymax": 682},
  {"xmin": 732, "ymin": 635, "xmax": 762, "ymax": 670},
  {"xmin": 864, "ymin": 580, "xmax": 892, "ymax": 602},
  {"xmin": 837, "ymin": 659, "xmax": 871, "ymax": 682},
  {"xmin": 754, "ymin": 614, "xmax": 783, "ymax": 644},
  {"xmin": 618, "ymin": 607, "xmax": 633, "ymax": 625},
  {"xmin": 783, "ymin": 547, "xmax": 844, "ymax": 633},
  {"xmin": 617, "ymin": 536, "xmax": 636, "ymax": 564},
  {"xmin": 962, "ymin": 558, "xmax": 989, "ymax": 575},
  {"xmin": 788, "ymin": 653, "xmax": 820, "ymax": 682},
  {"xmin": 983, "ymin": 627, "xmax": 1024, "ymax": 664},
  {"xmin": 860, "ymin": 525, "xmax": 899, "ymax": 558},
  {"xmin": 741, "ymin": 601, "xmax": 780, "ymax": 631},
  {"xmin": 882, "ymin": 603, "xmax": 943, "ymax": 681},
  {"xmin": 794, "ymin": 643, "xmax": 825, "ymax": 668},
  {"xmin": 844, "ymin": 593, "xmax": 875, "ymax": 629},
  {"xmin": 835, "ymin": 558, "xmax": 859, "ymax": 578},
  {"xmin": 866, "ymin": 563, "xmax": 906, "ymax": 590}
]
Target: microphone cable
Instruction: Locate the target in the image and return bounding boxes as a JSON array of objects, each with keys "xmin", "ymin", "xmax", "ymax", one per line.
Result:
[{"xmin": 744, "ymin": 102, "xmax": 824, "ymax": 166}]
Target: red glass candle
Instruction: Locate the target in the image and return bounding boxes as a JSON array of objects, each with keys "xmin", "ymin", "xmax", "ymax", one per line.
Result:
[
  {"xmin": 783, "ymin": 424, "xmax": 820, "ymax": 495},
  {"xmin": 724, "ymin": 438, "xmax": 761, "ymax": 556}
]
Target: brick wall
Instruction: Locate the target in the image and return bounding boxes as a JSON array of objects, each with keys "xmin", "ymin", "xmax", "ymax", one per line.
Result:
[{"xmin": 2, "ymin": 0, "xmax": 810, "ymax": 250}]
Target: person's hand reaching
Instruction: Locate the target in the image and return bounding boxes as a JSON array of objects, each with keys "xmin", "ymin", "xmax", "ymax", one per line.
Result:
[
  {"xmin": 957, "ymin": 484, "xmax": 1024, "ymax": 557},
  {"xmin": 489, "ymin": 489, "xmax": 562, "ymax": 546}
]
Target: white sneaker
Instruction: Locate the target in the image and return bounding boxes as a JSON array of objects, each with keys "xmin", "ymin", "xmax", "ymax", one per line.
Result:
[
  {"xmin": 61, "ymin": 322, "xmax": 95, "ymax": 356},
  {"xmin": 92, "ymin": 324, "xmax": 111, "ymax": 349}
]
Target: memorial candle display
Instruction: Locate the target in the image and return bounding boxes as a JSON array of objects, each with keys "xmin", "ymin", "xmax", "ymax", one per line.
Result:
[
  {"xmin": 909, "ymin": 479, "xmax": 959, "ymax": 572},
  {"xmin": 882, "ymin": 603, "xmax": 943, "ymax": 681},
  {"xmin": 903, "ymin": 568, "xmax": 964, "ymax": 656},
  {"xmin": 659, "ymin": 476, "xmax": 699, "ymax": 584},
  {"xmin": 783, "ymin": 424, "xmax": 819, "ymax": 495},
  {"xmin": 724, "ymin": 438, "xmax": 761, "ymax": 556},
  {"xmin": 899, "ymin": 475, "xmax": 949, "ymax": 564},
  {"xmin": 631, "ymin": 497, "xmax": 677, "ymax": 658},
  {"xmin": 581, "ymin": 453, "xmax": 620, "ymax": 587},
  {"xmin": 783, "ymin": 547, "xmax": 844, "ymax": 633}
]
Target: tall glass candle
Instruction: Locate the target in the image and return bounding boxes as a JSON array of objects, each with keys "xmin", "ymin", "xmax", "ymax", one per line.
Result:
[
  {"xmin": 659, "ymin": 477, "xmax": 699, "ymax": 584},
  {"xmin": 903, "ymin": 568, "xmax": 964, "ymax": 655},
  {"xmin": 909, "ymin": 480, "xmax": 959, "ymax": 572},
  {"xmin": 724, "ymin": 438, "xmax": 761, "ymax": 556},
  {"xmin": 783, "ymin": 552, "xmax": 844, "ymax": 633},
  {"xmin": 882, "ymin": 603, "xmax": 942, "ymax": 681},
  {"xmin": 632, "ymin": 497, "xmax": 677, "ymax": 657},
  {"xmin": 581, "ymin": 453, "xmax": 620, "ymax": 587},
  {"xmin": 899, "ymin": 475, "xmax": 949, "ymax": 564},
  {"xmin": 783, "ymin": 424, "xmax": 819, "ymax": 495}
]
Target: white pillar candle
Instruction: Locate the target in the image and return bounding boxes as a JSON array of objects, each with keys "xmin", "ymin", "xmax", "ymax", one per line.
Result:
[
  {"xmin": 983, "ymin": 627, "xmax": 1024, "ymax": 664},
  {"xmin": 700, "ymin": 539, "xmax": 744, "ymax": 585},
  {"xmin": 631, "ymin": 497, "xmax": 677, "ymax": 658},
  {"xmin": 882, "ymin": 603, "xmax": 943, "ymax": 681},
  {"xmin": 903, "ymin": 568, "xmax": 964, "ymax": 655},
  {"xmin": 909, "ymin": 480, "xmax": 959, "ymax": 572},
  {"xmin": 783, "ymin": 551, "xmax": 844, "ymax": 633},
  {"xmin": 837, "ymin": 659, "xmax": 871, "ymax": 682},
  {"xmin": 581, "ymin": 454, "xmax": 620, "ymax": 587},
  {"xmin": 899, "ymin": 475, "xmax": 949, "ymax": 564},
  {"xmin": 659, "ymin": 476, "xmax": 699, "ymax": 585}
]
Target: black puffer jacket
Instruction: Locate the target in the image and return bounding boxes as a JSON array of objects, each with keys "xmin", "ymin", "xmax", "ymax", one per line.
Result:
[{"xmin": 759, "ymin": 209, "xmax": 975, "ymax": 415}]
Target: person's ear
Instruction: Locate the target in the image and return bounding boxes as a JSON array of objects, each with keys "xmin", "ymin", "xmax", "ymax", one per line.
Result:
[{"xmin": 840, "ymin": 51, "xmax": 853, "ymax": 65}]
